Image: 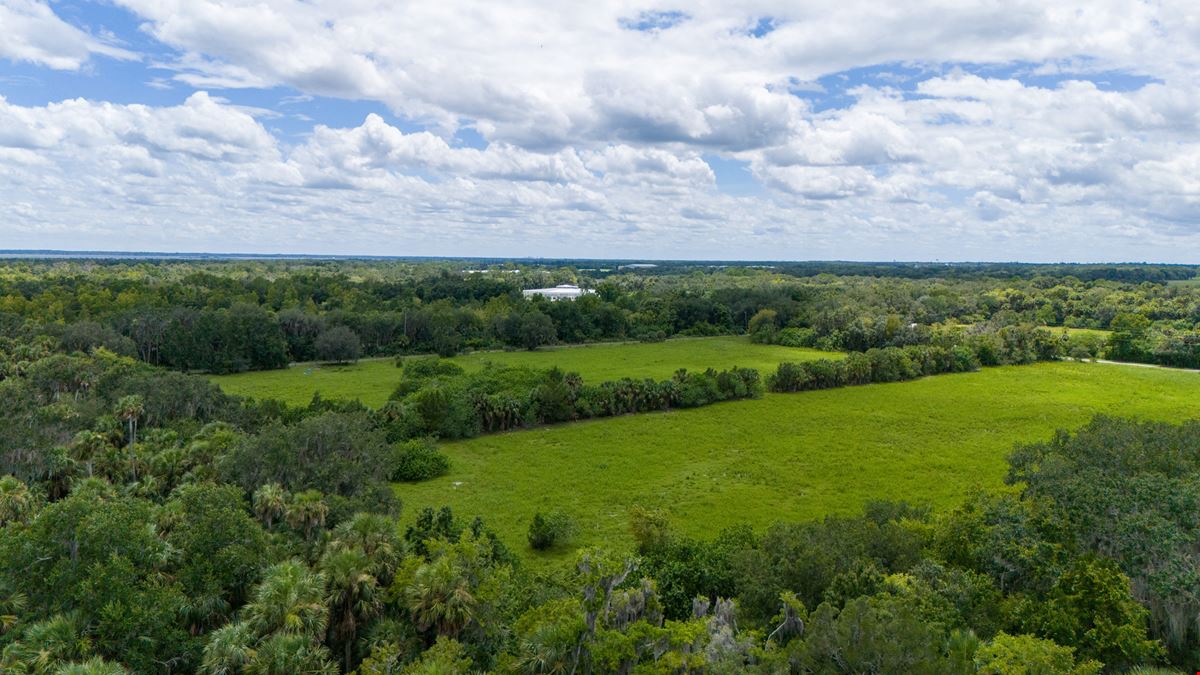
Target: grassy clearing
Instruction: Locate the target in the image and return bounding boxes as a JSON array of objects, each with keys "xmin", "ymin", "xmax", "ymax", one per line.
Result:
[
  {"xmin": 1045, "ymin": 326, "xmax": 1112, "ymax": 340},
  {"xmin": 209, "ymin": 337, "xmax": 841, "ymax": 407},
  {"xmin": 397, "ymin": 361, "xmax": 1200, "ymax": 561}
]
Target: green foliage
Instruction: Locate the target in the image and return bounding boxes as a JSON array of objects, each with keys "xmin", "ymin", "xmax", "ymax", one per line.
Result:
[
  {"xmin": 391, "ymin": 439, "xmax": 451, "ymax": 482},
  {"xmin": 1008, "ymin": 416, "xmax": 1195, "ymax": 660},
  {"xmin": 315, "ymin": 325, "xmax": 362, "ymax": 364},
  {"xmin": 527, "ymin": 510, "xmax": 575, "ymax": 551},
  {"xmin": 791, "ymin": 594, "xmax": 955, "ymax": 673},
  {"xmin": 399, "ymin": 636, "xmax": 473, "ymax": 674},
  {"xmin": 974, "ymin": 632, "xmax": 1102, "ymax": 675},
  {"xmin": 768, "ymin": 325, "xmax": 1052, "ymax": 393},
  {"xmin": 165, "ymin": 483, "xmax": 271, "ymax": 621},
  {"xmin": 1017, "ymin": 557, "xmax": 1163, "ymax": 667},
  {"xmin": 220, "ymin": 411, "xmax": 397, "ymax": 519}
]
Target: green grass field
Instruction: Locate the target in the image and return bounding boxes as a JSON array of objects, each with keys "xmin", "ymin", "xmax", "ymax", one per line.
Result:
[
  {"xmin": 1046, "ymin": 326, "xmax": 1111, "ymax": 340},
  {"xmin": 209, "ymin": 337, "xmax": 841, "ymax": 407},
  {"xmin": 397, "ymin": 361, "xmax": 1199, "ymax": 560}
]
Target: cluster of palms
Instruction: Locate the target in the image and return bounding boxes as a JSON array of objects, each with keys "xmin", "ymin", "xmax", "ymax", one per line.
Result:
[
  {"xmin": 64, "ymin": 410, "xmax": 232, "ymax": 502},
  {"xmin": 201, "ymin": 508, "xmax": 487, "ymax": 675},
  {"xmin": 0, "ymin": 338, "xmax": 54, "ymax": 381}
]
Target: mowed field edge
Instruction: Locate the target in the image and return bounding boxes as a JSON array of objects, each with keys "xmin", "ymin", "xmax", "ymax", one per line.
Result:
[
  {"xmin": 396, "ymin": 361, "xmax": 1200, "ymax": 560},
  {"xmin": 208, "ymin": 336, "xmax": 843, "ymax": 407}
]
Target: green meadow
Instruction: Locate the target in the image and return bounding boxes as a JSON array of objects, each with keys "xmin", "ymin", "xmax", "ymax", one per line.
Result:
[
  {"xmin": 397, "ymin": 361, "xmax": 1200, "ymax": 560},
  {"xmin": 1047, "ymin": 326, "xmax": 1112, "ymax": 340},
  {"xmin": 209, "ymin": 336, "xmax": 841, "ymax": 407}
]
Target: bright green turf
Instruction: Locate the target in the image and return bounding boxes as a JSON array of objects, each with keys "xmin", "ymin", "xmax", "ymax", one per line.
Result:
[
  {"xmin": 1045, "ymin": 326, "xmax": 1112, "ymax": 340},
  {"xmin": 208, "ymin": 337, "xmax": 842, "ymax": 407},
  {"xmin": 396, "ymin": 361, "xmax": 1200, "ymax": 561}
]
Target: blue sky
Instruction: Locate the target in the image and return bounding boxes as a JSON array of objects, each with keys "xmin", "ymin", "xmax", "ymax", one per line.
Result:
[{"xmin": 0, "ymin": 1, "xmax": 1197, "ymax": 261}]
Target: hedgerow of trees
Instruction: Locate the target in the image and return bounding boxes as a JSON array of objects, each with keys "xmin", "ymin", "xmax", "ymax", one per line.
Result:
[{"xmin": 4, "ymin": 258, "xmax": 1200, "ymax": 374}]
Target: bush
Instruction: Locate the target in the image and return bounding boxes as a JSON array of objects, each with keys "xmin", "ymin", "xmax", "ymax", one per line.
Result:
[
  {"xmin": 777, "ymin": 327, "xmax": 816, "ymax": 348},
  {"xmin": 768, "ymin": 362, "xmax": 812, "ymax": 393},
  {"xmin": 527, "ymin": 510, "xmax": 575, "ymax": 551},
  {"xmin": 314, "ymin": 326, "xmax": 362, "ymax": 364},
  {"xmin": 390, "ymin": 438, "xmax": 450, "ymax": 481}
]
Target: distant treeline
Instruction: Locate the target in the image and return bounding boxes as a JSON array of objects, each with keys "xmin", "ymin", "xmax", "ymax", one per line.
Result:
[
  {"xmin": 1, "ymin": 259, "xmax": 1200, "ymax": 374},
  {"xmin": 767, "ymin": 324, "xmax": 1058, "ymax": 393}
]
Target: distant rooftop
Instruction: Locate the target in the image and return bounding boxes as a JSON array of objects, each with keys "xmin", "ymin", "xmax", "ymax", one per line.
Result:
[{"xmin": 522, "ymin": 284, "xmax": 595, "ymax": 301}]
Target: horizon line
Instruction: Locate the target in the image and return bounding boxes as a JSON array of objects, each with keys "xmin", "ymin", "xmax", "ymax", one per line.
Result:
[{"xmin": 0, "ymin": 249, "xmax": 1192, "ymax": 267}]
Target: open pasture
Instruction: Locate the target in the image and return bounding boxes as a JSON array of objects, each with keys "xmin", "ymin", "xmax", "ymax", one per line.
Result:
[
  {"xmin": 209, "ymin": 336, "xmax": 841, "ymax": 407},
  {"xmin": 397, "ymin": 361, "xmax": 1200, "ymax": 559}
]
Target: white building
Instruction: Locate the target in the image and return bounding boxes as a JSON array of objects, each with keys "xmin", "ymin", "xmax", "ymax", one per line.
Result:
[{"xmin": 522, "ymin": 284, "xmax": 594, "ymax": 301}]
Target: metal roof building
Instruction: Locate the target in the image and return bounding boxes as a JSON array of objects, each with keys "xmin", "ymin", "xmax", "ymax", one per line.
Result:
[{"xmin": 521, "ymin": 284, "xmax": 594, "ymax": 301}]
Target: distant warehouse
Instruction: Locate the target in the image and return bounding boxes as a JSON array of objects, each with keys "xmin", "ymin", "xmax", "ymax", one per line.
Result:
[{"xmin": 522, "ymin": 284, "xmax": 594, "ymax": 301}]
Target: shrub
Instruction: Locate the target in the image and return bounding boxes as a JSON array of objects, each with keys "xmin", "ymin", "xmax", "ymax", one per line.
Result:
[
  {"xmin": 676, "ymin": 370, "xmax": 723, "ymax": 407},
  {"xmin": 777, "ymin": 327, "xmax": 816, "ymax": 348},
  {"xmin": 768, "ymin": 362, "xmax": 811, "ymax": 393},
  {"xmin": 391, "ymin": 439, "xmax": 450, "ymax": 481},
  {"xmin": 527, "ymin": 510, "xmax": 575, "ymax": 551}
]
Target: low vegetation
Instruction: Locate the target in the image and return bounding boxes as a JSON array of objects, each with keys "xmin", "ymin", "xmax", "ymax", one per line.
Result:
[
  {"xmin": 210, "ymin": 336, "xmax": 840, "ymax": 407},
  {"xmin": 399, "ymin": 361, "xmax": 1200, "ymax": 556}
]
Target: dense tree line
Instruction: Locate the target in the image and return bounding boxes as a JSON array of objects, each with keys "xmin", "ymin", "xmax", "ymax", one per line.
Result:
[
  {"xmin": 381, "ymin": 360, "xmax": 763, "ymax": 442},
  {"xmin": 767, "ymin": 325, "xmax": 1060, "ymax": 393},
  {"xmin": 4, "ymin": 259, "xmax": 1200, "ymax": 374}
]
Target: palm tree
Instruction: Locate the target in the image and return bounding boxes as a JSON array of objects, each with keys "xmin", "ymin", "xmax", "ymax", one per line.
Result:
[
  {"xmin": 68, "ymin": 430, "xmax": 111, "ymax": 478},
  {"xmin": 244, "ymin": 633, "xmax": 337, "ymax": 675},
  {"xmin": 55, "ymin": 656, "xmax": 132, "ymax": 675},
  {"xmin": 286, "ymin": 490, "xmax": 329, "ymax": 542},
  {"xmin": 0, "ymin": 612, "xmax": 91, "ymax": 673},
  {"xmin": 252, "ymin": 483, "xmax": 288, "ymax": 530},
  {"xmin": 320, "ymin": 546, "xmax": 381, "ymax": 672},
  {"xmin": 114, "ymin": 395, "xmax": 144, "ymax": 481},
  {"xmin": 404, "ymin": 555, "xmax": 476, "ymax": 639},
  {"xmin": 0, "ymin": 476, "xmax": 33, "ymax": 527},
  {"xmin": 182, "ymin": 592, "xmax": 232, "ymax": 637},
  {"xmin": 0, "ymin": 585, "xmax": 27, "ymax": 636},
  {"xmin": 244, "ymin": 561, "xmax": 328, "ymax": 640},
  {"xmin": 114, "ymin": 395, "xmax": 145, "ymax": 448},
  {"xmin": 332, "ymin": 513, "xmax": 403, "ymax": 581},
  {"xmin": 200, "ymin": 621, "xmax": 256, "ymax": 675}
]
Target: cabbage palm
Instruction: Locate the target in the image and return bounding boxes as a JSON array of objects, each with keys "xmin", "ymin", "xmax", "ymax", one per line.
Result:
[
  {"xmin": 252, "ymin": 483, "xmax": 288, "ymax": 530},
  {"xmin": 244, "ymin": 561, "xmax": 328, "ymax": 640},
  {"xmin": 331, "ymin": 513, "xmax": 402, "ymax": 581},
  {"xmin": 286, "ymin": 490, "xmax": 328, "ymax": 542},
  {"xmin": 0, "ymin": 475, "xmax": 33, "ymax": 527},
  {"xmin": 114, "ymin": 395, "xmax": 144, "ymax": 448},
  {"xmin": 405, "ymin": 555, "xmax": 476, "ymax": 638},
  {"xmin": 0, "ymin": 612, "xmax": 91, "ymax": 673},
  {"xmin": 320, "ymin": 546, "xmax": 381, "ymax": 672},
  {"xmin": 244, "ymin": 633, "xmax": 337, "ymax": 675},
  {"xmin": 199, "ymin": 621, "xmax": 255, "ymax": 675},
  {"xmin": 54, "ymin": 657, "xmax": 131, "ymax": 675}
]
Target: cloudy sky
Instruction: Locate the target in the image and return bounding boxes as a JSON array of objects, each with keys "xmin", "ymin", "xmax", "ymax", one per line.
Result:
[{"xmin": 1, "ymin": 1, "xmax": 1199, "ymax": 261}]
